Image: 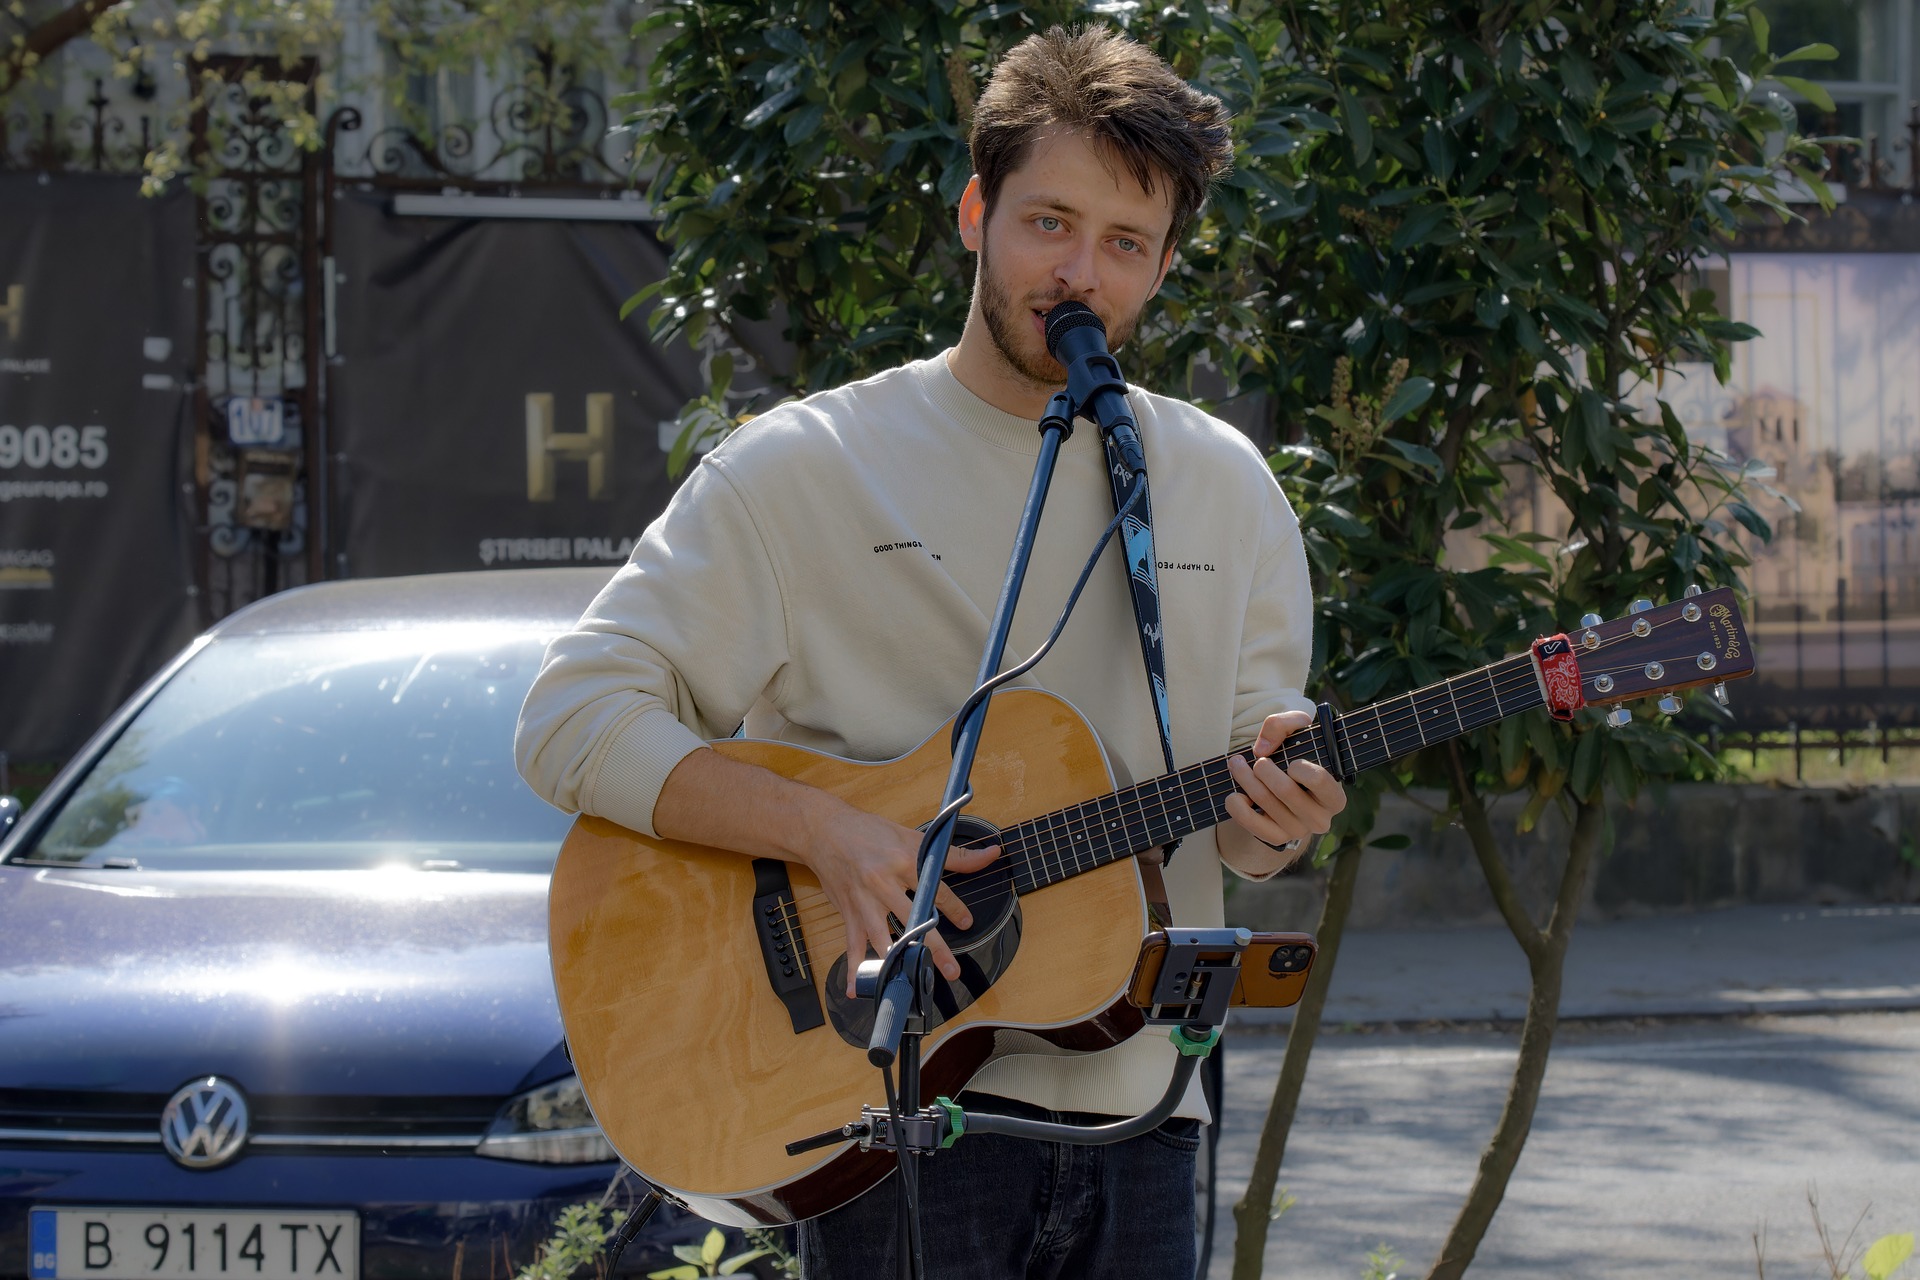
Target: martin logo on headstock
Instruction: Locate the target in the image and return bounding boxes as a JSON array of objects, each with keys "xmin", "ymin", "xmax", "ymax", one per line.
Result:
[{"xmin": 1707, "ymin": 600, "xmax": 1743, "ymax": 665}]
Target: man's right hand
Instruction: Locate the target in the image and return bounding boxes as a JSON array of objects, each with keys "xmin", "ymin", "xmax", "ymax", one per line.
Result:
[
  {"xmin": 795, "ymin": 798, "xmax": 1001, "ymax": 996},
  {"xmin": 651, "ymin": 746, "xmax": 1001, "ymax": 996}
]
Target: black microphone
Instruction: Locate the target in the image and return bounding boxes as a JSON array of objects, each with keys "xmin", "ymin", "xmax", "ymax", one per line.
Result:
[{"xmin": 1044, "ymin": 301, "xmax": 1145, "ymax": 479}]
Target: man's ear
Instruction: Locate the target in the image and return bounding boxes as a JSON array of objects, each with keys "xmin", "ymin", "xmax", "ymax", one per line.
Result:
[{"xmin": 958, "ymin": 175, "xmax": 985, "ymax": 252}]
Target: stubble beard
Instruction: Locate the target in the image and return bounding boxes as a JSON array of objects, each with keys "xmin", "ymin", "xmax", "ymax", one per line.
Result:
[{"xmin": 975, "ymin": 230, "xmax": 1142, "ymax": 393}]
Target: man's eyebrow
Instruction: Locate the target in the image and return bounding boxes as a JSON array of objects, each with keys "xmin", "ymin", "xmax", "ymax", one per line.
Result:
[{"xmin": 1016, "ymin": 195, "xmax": 1159, "ymax": 243}]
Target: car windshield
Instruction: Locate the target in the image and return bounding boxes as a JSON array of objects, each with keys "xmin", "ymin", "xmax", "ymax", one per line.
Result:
[{"xmin": 15, "ymin": 628, "xmax": 572, "ymax": 872}]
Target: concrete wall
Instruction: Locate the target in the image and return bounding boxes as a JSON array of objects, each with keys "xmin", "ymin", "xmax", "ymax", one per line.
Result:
[{"xmin": 1225, "ymin": 784, "xmax": 1920, "ymax": 933}]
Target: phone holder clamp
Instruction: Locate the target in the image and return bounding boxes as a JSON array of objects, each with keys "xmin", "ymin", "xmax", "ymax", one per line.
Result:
[{"xmin": 1138, "ymin": 927, "xmax": 1252, "ymax": 1027}]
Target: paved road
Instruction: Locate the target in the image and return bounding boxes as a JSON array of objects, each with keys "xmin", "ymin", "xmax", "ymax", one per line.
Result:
[{"xmin": 1205, "ymin": 1011, "xmax": 1920, "ymax": 1278}]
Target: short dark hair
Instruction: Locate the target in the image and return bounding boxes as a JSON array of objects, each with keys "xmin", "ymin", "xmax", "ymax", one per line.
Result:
[{"xmin": 969, "ymin": 25, "xmax": 1233, "ymax": 252}]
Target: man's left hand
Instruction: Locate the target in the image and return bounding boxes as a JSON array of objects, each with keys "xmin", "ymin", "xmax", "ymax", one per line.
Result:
[{"xmin": 1221, "ymin": 709, "xmax": 1346, "ymax": 864}]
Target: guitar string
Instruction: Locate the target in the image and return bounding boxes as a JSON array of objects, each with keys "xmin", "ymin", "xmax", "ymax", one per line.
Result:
[
  {"xmin": 778, "ymin": 662, "xmax": 1548, "ymax": 946},
  {"xmin": 774, "ymin": 897, "xmax": 812, "ymax": 981},
  {"xmin": 1328, "ymin": 609, "xmax": 1712, "ymax": 771},
  {"xmin": 776, "ymin": 660, "xmax": 1544, "ymax": 925},
  {"xmin": 1006, "ymin": 661, "xmax": 1549, "ymax": 886},
  {"xmin": 777, "ymin": 667, "xmax": 1551, "ymax": 945},
  {"xmin": 774, "ymin": 611, "xmax": 1719, "ymax": 944},
  {"xmin": 780, "ymin": 605, "xmax": 1707, "ymax": 922},
  {"xmin": 781, "ymin": 677, "xmax": 1548, "ymax": 961},
  {"xmin": 977, "ymin": 612, "xmax": 1715, "ymax": 906}
]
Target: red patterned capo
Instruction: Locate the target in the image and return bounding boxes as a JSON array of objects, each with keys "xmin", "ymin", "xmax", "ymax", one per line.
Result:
[{"xmin": 1531, "ymin": 634, "xmax": 1586, "ymax": 722}]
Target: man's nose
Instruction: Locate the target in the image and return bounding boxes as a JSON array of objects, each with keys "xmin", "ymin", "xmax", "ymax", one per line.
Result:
[{"xmin": 1052, "ymin": 237, "xmax": 1099, "ymax": 298}]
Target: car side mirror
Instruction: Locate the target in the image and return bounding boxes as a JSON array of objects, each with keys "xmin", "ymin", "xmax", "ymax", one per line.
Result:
[{"xmin": 0, "ymin": 795, "xmax": 20, "ymax": 834}]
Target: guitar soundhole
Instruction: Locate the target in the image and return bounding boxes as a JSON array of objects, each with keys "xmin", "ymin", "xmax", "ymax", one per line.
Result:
[{"xmin": 823, "ymin": 815, "xmax": 1023, "ymax": 1050}]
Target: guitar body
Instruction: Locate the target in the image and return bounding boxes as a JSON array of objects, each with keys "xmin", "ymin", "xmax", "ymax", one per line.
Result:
[{"xmin": 548, "ymin": 688, "xmax": 1150, "ymax": 1226}]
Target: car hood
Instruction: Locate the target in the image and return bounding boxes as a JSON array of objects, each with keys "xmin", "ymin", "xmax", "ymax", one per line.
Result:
[{"xmin": 0, "ymin": 866, "xmax": 562, "ymax": 1098}]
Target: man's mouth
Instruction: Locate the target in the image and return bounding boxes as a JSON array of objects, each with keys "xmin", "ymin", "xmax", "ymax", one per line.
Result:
[{"xmin": 1030, "ymin": 298, "xmax": 1076, "ymax": 338}]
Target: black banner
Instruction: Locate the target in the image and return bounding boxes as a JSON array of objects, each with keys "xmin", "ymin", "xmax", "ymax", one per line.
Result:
[
  {"xmin": 0, "ymin": 175, "xmax": 198, "ymax": 762},
  {"xmin": 329, "ymin": 192, "xmax": 716, "ymax": 577}
]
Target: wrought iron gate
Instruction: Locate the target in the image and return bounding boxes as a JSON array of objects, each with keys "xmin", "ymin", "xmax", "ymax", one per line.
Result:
[{"xmin": 190, "ymin": 56, "xmax": 325, "ymax": 619}]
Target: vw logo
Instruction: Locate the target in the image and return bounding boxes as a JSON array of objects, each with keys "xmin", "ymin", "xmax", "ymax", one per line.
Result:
[{"xmin": 159, "ymin": 1077, "xmax": 250, "ymax": 1170}]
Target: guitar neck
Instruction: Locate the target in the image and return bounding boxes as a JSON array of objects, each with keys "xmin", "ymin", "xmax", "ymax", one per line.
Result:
[{"xmin": 1000, "ymin": 653, "xmax": 1543, "ymax": 894}]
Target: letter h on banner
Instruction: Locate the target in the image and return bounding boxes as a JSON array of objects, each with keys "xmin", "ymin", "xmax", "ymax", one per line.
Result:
[
  {"xmin": 525, "ymin": 392, "xmax": 613, "ymax": 501},
  {"xmin": 0, "ymin": 286, "xmax": 23, "ymax": 341}
]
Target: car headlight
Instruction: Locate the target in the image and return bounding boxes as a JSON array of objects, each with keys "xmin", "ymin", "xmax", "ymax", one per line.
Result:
[{"xmin": 476, "ymin": 1074, "xmax": 617, "ymax": 1164}]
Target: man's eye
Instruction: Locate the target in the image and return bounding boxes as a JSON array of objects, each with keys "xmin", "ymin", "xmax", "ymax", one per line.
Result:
[
  {"xmin": 1116, "ymin": 237, "xmax": 1140, "ymax": 254},
  {"xmin": 1038, "ymin": 216, "xmax": 1062, "ymax": 232}
]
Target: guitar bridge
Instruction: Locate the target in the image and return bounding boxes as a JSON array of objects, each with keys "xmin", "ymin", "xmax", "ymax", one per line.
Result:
[{"xmin": 752, "ymin": 859, "xmax": 825, "ymax": 1034}]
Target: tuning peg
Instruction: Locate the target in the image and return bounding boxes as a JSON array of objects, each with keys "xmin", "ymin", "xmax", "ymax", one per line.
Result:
[
  {"xmin": 1579, "ymin": 612, "xmax": 1603, "ymax": 629},
  {"xmin": 1658, "ymin": 694, "xmax": 1683, "ymax": 715},
  {"xmin": 1712, "ymin": 682, "xmax": 1729, "ymax": 707},
  {"xmin": 1606, "ymin": 707, "xmax": 1633, "ymax": 728},
  {"xmin": 1684, "ymin": 583, "xmax": 1704, "ymax": 598},
  {"xmin": 1629, "ymin": 598, "xmax": 1654, "ymax": 614}
]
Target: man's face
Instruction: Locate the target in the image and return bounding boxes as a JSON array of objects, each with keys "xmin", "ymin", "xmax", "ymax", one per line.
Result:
[{"xmin": 959, "ymin": 130, "xmax": 1177, "ymax": 390}]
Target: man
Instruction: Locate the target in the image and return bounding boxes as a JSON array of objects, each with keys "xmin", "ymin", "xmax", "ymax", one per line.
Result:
[{"xmin": 517, "ymin": 24, "xmax": 1346, "ymax": 1277}]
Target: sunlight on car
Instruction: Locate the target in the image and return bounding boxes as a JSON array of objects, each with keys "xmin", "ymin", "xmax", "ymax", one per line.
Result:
[{"xmin": 24, "ymin": 632, "xmax": 573, "ymax": 873}]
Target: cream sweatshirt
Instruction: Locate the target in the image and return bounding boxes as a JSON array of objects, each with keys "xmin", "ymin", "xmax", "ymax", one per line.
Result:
[{"xmin": 516, "ymin": 350, "xmax": 1314, "ymax": 1119}]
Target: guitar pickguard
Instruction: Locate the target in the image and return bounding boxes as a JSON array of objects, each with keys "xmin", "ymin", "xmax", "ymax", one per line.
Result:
[
  {"xmin": 823, "ymin": 897, "xmax": 1023, "ymax": 1049},
  {"xmin": 818, "ymin": 816, "xmax": 1023, "ymax": 1049}
]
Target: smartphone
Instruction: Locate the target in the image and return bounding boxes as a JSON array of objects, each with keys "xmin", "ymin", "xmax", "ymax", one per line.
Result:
[{"xmin": 1127, "ymin": 930, "xmax": 1318, "ymax": 1011}]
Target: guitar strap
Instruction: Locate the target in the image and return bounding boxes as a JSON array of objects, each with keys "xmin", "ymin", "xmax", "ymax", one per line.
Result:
[{"xmin": 1103, "ymin": 426, "xmax": 1181, "ymax": 871}]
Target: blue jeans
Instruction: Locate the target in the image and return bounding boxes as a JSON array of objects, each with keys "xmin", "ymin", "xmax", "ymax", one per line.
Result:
[{"xmin": 797, "ymin": 1092, "xmax": 1200, "ymax": 1280}]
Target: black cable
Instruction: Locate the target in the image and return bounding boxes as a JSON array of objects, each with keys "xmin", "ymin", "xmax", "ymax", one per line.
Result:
[
  {"xmin": 604, "ymin": 1180, "xmax": 666, "ymax": 1274},
  {"xmin": 885, "ymin": 1063, "xmax": 926, "ymax": 1280},
  {"xmin": 947, "ymin": 474, "xmax": 1146, "ymax": 751},
  {"xmin": 910, "ymin": 475, "xmax": 1146, "ymax": 878}
]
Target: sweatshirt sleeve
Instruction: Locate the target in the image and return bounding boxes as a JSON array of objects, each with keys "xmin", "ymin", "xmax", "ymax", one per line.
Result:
[
  {"xmin": 1231, "ymin": 481, "xmax": 1317, "ymax": 747},
  {"xmin": 514, "ymin": 455, "xmax": 791, "ymax": 837},
  {"xmin": 1223, "ymin": 480, "xmax": 1318, "ymax": 882}
]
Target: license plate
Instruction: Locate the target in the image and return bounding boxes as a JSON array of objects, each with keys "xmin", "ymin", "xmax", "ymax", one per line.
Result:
[{"xmin": 29, "ymin": 1208, "xmax": 359, "ymax": 1280}]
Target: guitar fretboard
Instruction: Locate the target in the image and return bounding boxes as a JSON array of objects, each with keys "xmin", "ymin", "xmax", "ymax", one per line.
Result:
[{"xmin": 994, "ymin": 653, "xmax": 1543, "ymax": 894}]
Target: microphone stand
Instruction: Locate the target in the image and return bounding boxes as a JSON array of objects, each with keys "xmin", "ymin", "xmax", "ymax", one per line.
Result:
[
  {"xmin": 866, "ymin": 309, "xmax": 1144, "ymax": 1104},
  {"xmin": 859, "ymin": 389, "xmax": 1077, "ymax": 1278}
]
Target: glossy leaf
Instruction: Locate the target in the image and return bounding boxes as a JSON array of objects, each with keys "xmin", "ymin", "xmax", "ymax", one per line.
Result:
[
  {"xmin": 1339, "ymin": 88, "xmax": 1374, "ymax": 166},
  {"xmin": 1773, "ymin": 42, "xmax": 1839, "ymax": 65},
  {"xmin": 1774, "ymin": 76, "xmax": 1835, "ymax": 114},
  {"xmin": 1380, "ymin": 377, "xmax": 1436, "ymax": 424},
  {"xmin": 742, "ymin": 85, "xmax": 802, "ymax": 129}
]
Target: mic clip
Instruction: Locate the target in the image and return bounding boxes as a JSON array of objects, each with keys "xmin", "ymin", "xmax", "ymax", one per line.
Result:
[
  {"xmin": 1105, "ymin": 418, "xmax": 1145, "ymax": 481},
  {"xmin": 1065, "ymin": 351, "xmax": 1128, "ymax": 420},
  {"xmin": 1039, "ymin": 391, "xmax": 1076, "ymax": 441}
]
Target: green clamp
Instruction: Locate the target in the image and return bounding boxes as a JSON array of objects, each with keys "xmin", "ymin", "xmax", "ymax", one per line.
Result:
[
  {"xmin": 1171, "ymin": 1024, "xmax": 1222, "ymax": 1058},
  {"xmin": 933, "ymin": 1096, "xmax": 966, "ymax": 1148}
]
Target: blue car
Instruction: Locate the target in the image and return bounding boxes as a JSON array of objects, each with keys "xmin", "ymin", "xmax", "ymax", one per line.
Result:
[{"xmin": 0, "ymin": 570, "xmax": 773, "ymax": 1280}]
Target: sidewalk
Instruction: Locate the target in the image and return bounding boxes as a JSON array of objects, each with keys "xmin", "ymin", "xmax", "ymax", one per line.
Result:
[{"xmin": 1235, "ymin": 902, "xmax": 1920, "ymax": 1026}]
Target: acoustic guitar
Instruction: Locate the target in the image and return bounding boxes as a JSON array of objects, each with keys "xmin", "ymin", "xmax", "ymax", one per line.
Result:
[{"xmin": 548, "ymin": 589, "xmax": 1754, "ymax": 1225}]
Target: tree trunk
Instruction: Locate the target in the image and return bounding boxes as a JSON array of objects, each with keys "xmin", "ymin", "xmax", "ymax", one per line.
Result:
[
  {"xmin": 1229, "ymin": 837, "xmax": 1363, "ymax": 1280},
  {"xmin": 1424, "ymin": 795, "xmax": 1606, "ymax": 1280}
]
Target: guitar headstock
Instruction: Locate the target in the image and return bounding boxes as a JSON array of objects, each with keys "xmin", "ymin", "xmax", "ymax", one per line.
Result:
[{"xmin": 1569, "ymin": 586, "xmax": 1754, "ymax": 710}]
